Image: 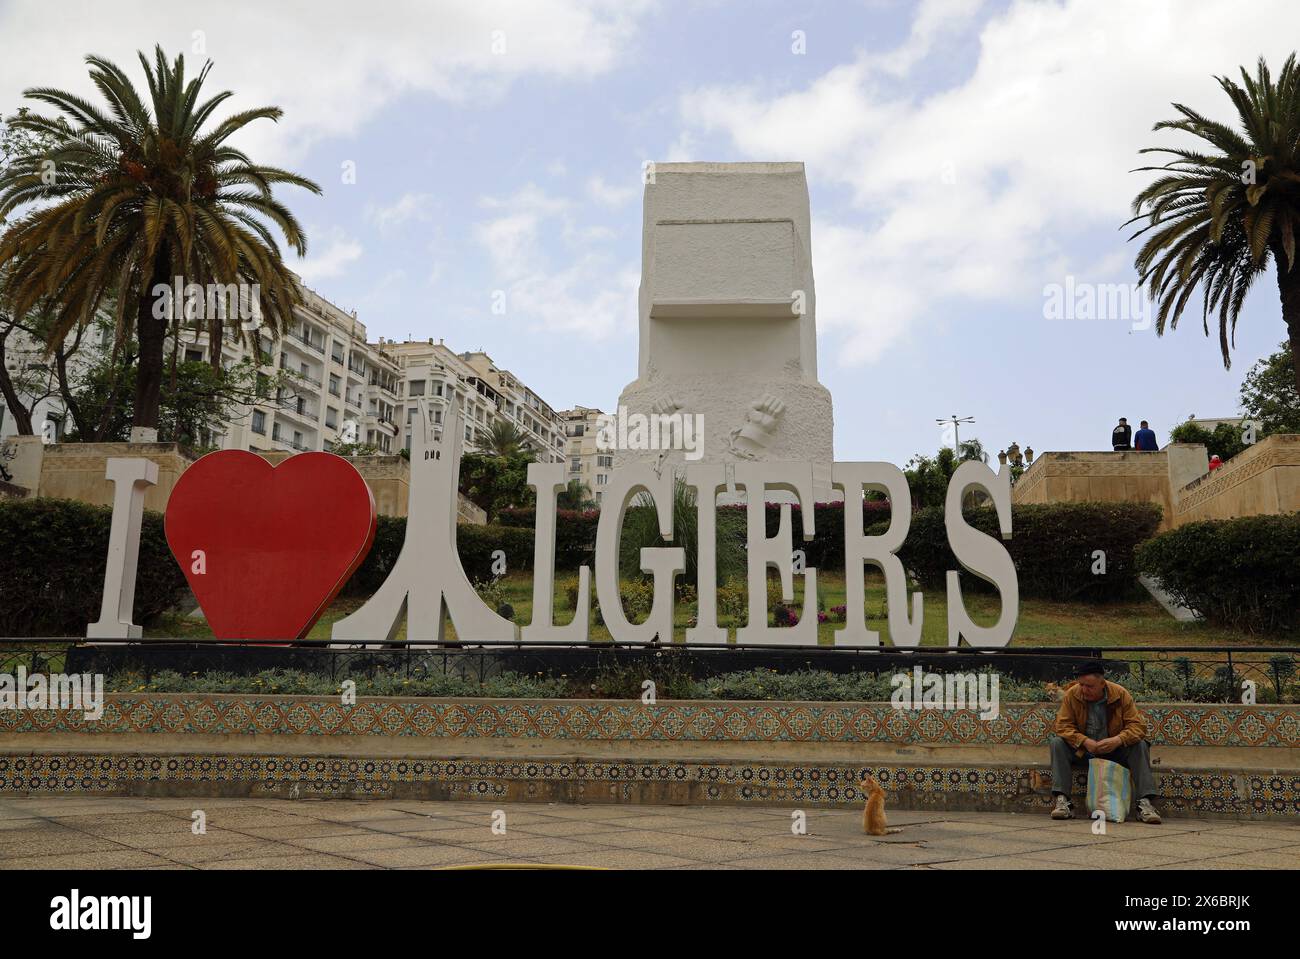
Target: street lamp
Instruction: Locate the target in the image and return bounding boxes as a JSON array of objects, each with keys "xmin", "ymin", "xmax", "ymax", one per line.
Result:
[{"xmin": 936, "ymin": 413, "xmax": 976, "ymax": 451}]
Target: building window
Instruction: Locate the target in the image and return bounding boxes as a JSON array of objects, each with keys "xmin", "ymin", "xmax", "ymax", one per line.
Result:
[
  {"xmin": 252, "ymin": 410, "xmax": 266, "ymax": 435},
  {"xmin": 596, "ymin": 474, "xmax": 608, "ymax": 486},
  {"xmin": 597, "ymin": 455, "xmax": 613, "ymax": 468},
  {"xmin": 409, "ymin": 380, "xmax": 425, "ymax": 397},
  {"xmin": 326, "ymin": 408, "xmax": 338, "ymax": 430},
  {"xmin": 185, "ymin": 349, "xmax": 204, "ymax": 363},
  {"xmin": 570, "ymin": 457, "xmax": 582, "ymax": 472}
]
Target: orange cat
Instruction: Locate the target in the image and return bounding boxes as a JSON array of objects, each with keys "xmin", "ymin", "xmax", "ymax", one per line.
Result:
[{"xmin": 860, "ymin": 775, "xmax": 900, "ymax": 836}]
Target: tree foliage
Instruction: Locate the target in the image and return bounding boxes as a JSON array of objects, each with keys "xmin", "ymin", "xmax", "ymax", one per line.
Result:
[
  {"xmin": 1239, "ymin": 339, "xmax": 1300, "ymax": 433},
  {"xmin": 0, "ymin": 46, "xmax": 320, "ymax": 429}
]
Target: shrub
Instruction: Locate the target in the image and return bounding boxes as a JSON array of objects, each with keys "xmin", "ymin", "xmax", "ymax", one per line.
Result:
[
  {"xmin": 342, "ymin": 519, "xmax": 534, "ymax": 595},
  {"xmin": 898, "ymin": 502, "xmax": 1162, "ymax": 602},
  {"xmin": 619, "ymin": 479, "xmax": 747, "ymax": 587},
  {"xmin": 716, "ymin": 579, "xmax": 748, "ymax": 622},
  {"xmin": 1168, "ymin": 420, "xmax": 1254, "ymax": 462},
  {"xmin": 592, "ymin": 578, "xmax": 657, "ymax": 628},
  {"xmin": 1136, "ymin": 514, "xmax": 1300, "ymax": 634},
  {"xmin": 0, "ymin": 497, "xmax": 189, "ymax": 636},
  {"xmin": 453, "ymin": 524, "xmax": 535, "ymax": 583},
  {"xmin": 717, "ymin": 499, "xmax": 895, "ymax": 572},
  {"xmin": 340, "ymin": 514, "xmax": 405, "ymax": 596},
  {"xmin": 496, "ymin": 506, "xmax": 599, "ymax": 569},
  {"xmin": 504, "ymin": 497, "xmax": 896, "ymax": 576}
]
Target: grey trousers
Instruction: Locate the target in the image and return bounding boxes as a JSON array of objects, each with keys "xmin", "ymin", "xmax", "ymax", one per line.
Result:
[{"xmin": 1049, "ymin": 736, "xmax": 1157, "ymax": 800}]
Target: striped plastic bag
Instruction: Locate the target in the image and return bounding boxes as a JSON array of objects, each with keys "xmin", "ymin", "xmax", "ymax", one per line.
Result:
[{"xmin": 1086, "ymin": 758, "xmax": 1133, "ymax": 823}]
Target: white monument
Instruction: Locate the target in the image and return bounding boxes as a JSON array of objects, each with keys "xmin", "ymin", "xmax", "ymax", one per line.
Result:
[{"xmin": 612, "ymin": 162, "xmax": 837, "ymax": 500}]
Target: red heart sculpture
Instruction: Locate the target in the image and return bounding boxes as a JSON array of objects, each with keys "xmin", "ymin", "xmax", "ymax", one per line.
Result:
[{"xmin": 165, "ymin": 451, "xmax": 377, "ymax": 640}]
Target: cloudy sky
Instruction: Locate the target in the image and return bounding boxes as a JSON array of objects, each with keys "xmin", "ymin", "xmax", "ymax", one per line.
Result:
[{"xmin": 1, "ymin": 0, "xmax": 1294, "ymax": 465}]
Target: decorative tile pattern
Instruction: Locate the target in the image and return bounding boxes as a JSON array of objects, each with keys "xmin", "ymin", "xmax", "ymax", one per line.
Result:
[
  {"xmin": 0, "ymin": 753, "xmax": 1293, "ymax": 820},
  {"xmin": 1, "ymin": 696, "xmax": 1295, "ymax": 747}
]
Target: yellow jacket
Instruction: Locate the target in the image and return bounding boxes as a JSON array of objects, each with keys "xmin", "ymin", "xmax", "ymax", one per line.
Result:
[{"xmin": 1054, "ymin": 679, "xmax": 1147, "ymax": 757}]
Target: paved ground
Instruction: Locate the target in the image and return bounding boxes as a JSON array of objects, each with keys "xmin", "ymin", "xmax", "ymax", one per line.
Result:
[{"xmin": 0, "ymin": 797, "xmax": 1297, "ymax": 869}]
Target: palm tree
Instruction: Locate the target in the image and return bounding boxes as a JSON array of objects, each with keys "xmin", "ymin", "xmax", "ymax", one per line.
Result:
[
  {"xmin": 0, "ymin": 46, "xmax": 320, "ymax": 434},
  {"xmin": 478, "ymin": 419, "xmax": 533, "ymax": 458},
  {"xmin": 1128, "ymin": 54, "xmax": 1300, "ymax": 397},
  {"xmin": 556, "ymin": 477, "xmax": 595, "ymax": 510}
]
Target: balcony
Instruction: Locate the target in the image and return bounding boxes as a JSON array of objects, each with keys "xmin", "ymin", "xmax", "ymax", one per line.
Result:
[
  {"xmin": 286, "ymin": 329, "xmax": 325, "ymax": 355},
  {"xmin": 277, "ymin": 398, "xmax": 319, "ymax": 425}
]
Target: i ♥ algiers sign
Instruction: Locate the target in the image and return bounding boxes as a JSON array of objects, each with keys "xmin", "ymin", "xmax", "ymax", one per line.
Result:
[{"xmin": 85, "ymin": 402, "xmax": 1017, "ymax": 646}]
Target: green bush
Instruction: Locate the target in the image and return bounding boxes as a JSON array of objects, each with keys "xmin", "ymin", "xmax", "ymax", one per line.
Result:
[
  {"xmin": 1136, "ymin": 514, "xmax": 1300, "ymax": 634},
  {"xmin": 0, "ymin": 497, "xmax": 190, "ymax": 636},
  {"xmin": 93, "ymin": 663, "xmax": 1294, "ymax": 703},
  {"xmin": 502, "ymin": 498, "xmax": 896, "ymax": 576},
  {"xmin": 342, "ymin": 518, "xmax": 535, "ymax": 595},
  {"xmin": 454, "ymin": 524, "xmax": 535, "ymax": 582},
  {"xmin": 897, "ymin": 502, "xmax": 1162, "ymax": 602},
  {"xmin": 497, "ymin": 506, "xmax": 598, "ymax": 569},
  {"xmin": 1168, "ymin": 420, "xmax": 1254, "ymax": 462},
  {"xmin": 106, "ymin": 668, "xmax": 568, "ymax": 698},
  {"xmin": 339, "ymin": 514, "xmax": 405, "ymax": 596}
]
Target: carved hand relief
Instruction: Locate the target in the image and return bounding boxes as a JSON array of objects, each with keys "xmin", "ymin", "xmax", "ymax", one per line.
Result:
[
  {"xmin": 651, "ymin": 393, "xmax": 683, "ymax": 417},
  {"xmin": 728, "ymin": 393, "xmax": 787, "ymax": 459}
]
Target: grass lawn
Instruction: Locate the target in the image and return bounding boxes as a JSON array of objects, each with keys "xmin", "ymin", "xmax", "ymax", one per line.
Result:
[{"xmin": 151, "ymin": 570, "xmax": 1276, "ymax": 653}]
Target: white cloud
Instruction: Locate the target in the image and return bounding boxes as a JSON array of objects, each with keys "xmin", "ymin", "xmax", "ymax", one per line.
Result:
[
  {"xmin": 587, "ymin": 175, "xmax": 638, "ymax": 207},
  {"xmin": 674, "ymin": 0, "xmax": 1300, "ymax": 364},
  {"xmin": 0, "ymin": 0, "xmax": 652, "ymax": 163},
  {"xmin": 474, "ymin": 185, "xmax": 634, "ymax": 337},
  {"xmin": 365, "ymin": 193, "xmax": 435, "ymax": 231},
  {"xmin": 296, "ymin": 226, "xmax": 363, "ymax": 283}
]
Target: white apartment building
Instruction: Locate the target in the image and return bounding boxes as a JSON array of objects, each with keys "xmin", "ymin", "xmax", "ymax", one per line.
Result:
[
  {"xmin": 4, "ymin": 287, "xmax": 574, "ymax": 469},
  {"xmin": 179, "ymin": 283, "xmax": 402, "ymax": 455},
  {"xmin": 2, "ymin": 281, "xmax": 403, "ymax": 456},
  {"xmin": 560, "ymin": 406, "xmax": 610, "ymax": 501},
  {"xmin": 383, "ymin": 339, "xmax": 566, "ymax": 464}
]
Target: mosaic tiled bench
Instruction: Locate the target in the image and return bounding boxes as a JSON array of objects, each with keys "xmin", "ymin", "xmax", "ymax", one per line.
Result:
[{"xmin": 2, "ymin": 696, "xmax": 1297, "ymax": 820}]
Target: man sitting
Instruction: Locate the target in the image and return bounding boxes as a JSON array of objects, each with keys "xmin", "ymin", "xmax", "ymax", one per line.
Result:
[{"xmin": 1049, "ymin": 660, "xmax": 1161, "ymax": 824}]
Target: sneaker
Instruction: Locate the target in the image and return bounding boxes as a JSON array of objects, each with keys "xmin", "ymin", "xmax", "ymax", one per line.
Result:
[
  {"xmin": 1050, "ymin": 795, "xmax": 1074, "ymax": 819},
  {"xmin": 1137, "ymin": 798, "xmax": 1162, "ymax": 824}
]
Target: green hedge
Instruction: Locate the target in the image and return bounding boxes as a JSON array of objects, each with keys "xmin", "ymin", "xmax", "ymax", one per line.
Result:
[
  {"xmin": 499, "ymin": 501, "xmax": 895, "ymax": 573},
  {"xmin": 893, "ymin": 502, "xmax": 1163, "ymax": 602},
  {"xmin": 497, "ymin": 507, "xmax": 598, "ymax": 569},
  {"xmin": 1136, "ymin": 514, "xmax": 1300, "ymax": 634},
  {"xmin": 341, "ymin": 518, "xmax": 536, "ymax": 594},
  {"xmin": 0, "ymin": 498, "xmax": 190, "ymax": 637}
]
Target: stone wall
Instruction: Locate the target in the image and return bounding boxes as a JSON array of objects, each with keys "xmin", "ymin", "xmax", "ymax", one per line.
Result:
[
  {"xmin": 1011, "ymin": 447, "xmax": 1200, "ymax": 530},
  {"xmin": 1173, "ymin": 433, "xmax": 1300, "ymax": 525},
  {"xmin": 36, "ymin": 441, "xmax": 194, "ymax": 513},
  {"xmin": 1013, "ymin": 435, "xmax": 1298, "ymax": 529},
  {"xmin": 7, "ymin": 439, "xmax": 487, "ymax": 523}
]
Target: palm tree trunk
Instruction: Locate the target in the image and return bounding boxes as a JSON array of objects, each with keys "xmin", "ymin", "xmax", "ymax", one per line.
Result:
[
  {"xmin": 1275, "ymin": 249, "xmax": 1300, "ymax": 400},
  {"xmin": 132, "ymin": 250, "xmax": 170, "ymax": 433}
]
